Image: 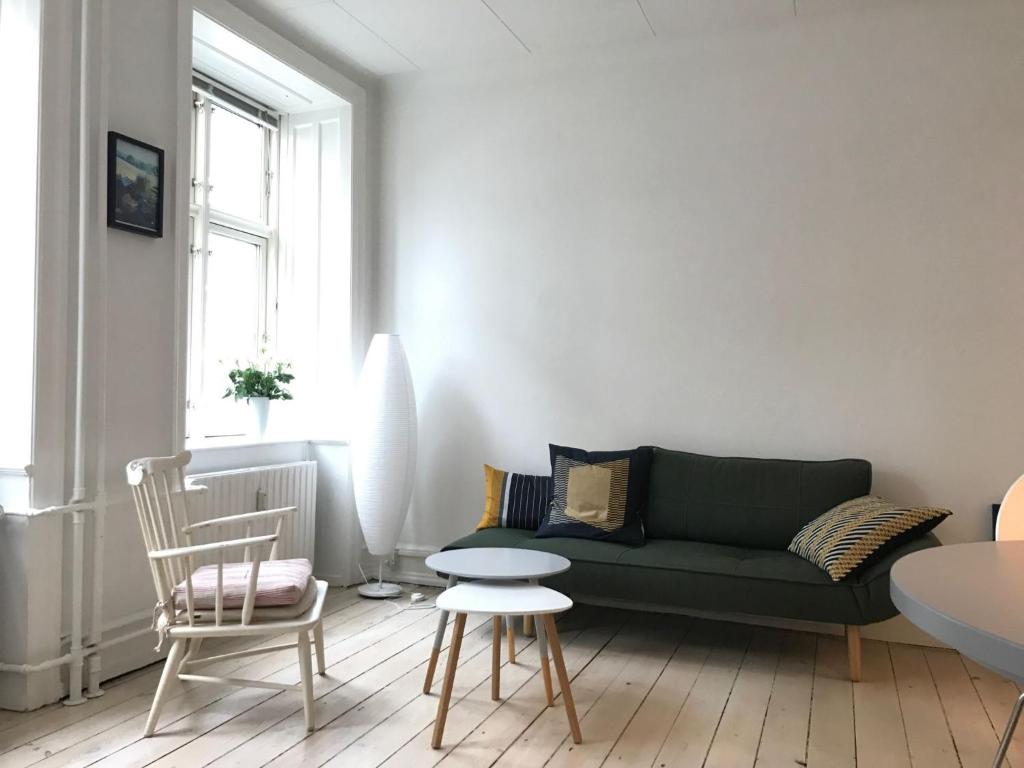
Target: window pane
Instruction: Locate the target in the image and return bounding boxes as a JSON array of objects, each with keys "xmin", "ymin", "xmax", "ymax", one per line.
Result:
[
  {"xmin": 0, "ymin": 0, "xmax": 40, "ymax": 477},
  {"xmin": 202, "ymin": 231, "xmax": 261, "ymax": 409},
  {"xmin": 208, "ymin": 106, "xmax": 264, "ymax": 222}
]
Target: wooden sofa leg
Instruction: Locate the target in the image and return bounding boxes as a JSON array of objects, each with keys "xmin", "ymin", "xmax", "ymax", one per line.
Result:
[{"xmin": 846, "ymin": 625, "xmax": 862, "ymax": 682}]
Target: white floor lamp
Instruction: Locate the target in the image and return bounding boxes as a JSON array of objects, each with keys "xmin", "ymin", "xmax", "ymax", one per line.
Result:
[{"xmin": 351, "ymin": 334, "xmax": 417, "ymax": 598}]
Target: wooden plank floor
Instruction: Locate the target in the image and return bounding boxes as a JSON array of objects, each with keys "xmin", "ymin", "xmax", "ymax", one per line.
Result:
[{"xmin": 0, "ymin": 584, "xmax": 1020, "ymax": 768}]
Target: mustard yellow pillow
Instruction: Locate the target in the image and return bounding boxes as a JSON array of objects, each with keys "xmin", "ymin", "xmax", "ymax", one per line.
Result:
[{"xmin": 476, "ymin": 464, "xmax": 552, "ymax": 531}]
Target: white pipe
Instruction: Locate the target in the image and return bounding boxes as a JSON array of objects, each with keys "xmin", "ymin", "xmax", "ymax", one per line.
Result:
[
  {"xmin": 86, "ymin": 504, "xmax": 105, "ymax": 698},
  {"xmin": 4, "ymin": 487, "xmax": 202, "ymax": 519},
  {"xmin": 0, "ymin": 479, "xmax": 238, "ymax": 698},
  {"xmin": 89, "ymin": 0, "xmax": 111, "ymax": 701},
  {"xmin": 0, "ymin": 499, "xmax": 148, "ymax": 696},
  {"xmin": 0, "ymin": 622, "xmax": 147, "ymax": 674},
  {"xmin": 96, "ymin": 625, "xmax": 151, "ymax": 651},
  {"xmin": 1, "ymin": 501, "xmax": 96, "ymax": 517},
  {"xmin": 70, "ymin": 0, "xmax": 90, "ymax": 505},
  {"xmin": 0, "ymin": 648, "xmax": 95, "ymax": 674},
  {"xmin": 66, "ymin": 511, "xmax": 86, "ymax": 705}
]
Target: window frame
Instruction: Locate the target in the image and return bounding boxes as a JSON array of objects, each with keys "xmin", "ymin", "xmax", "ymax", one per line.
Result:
[{"xmin": 186, "ymin": 83, "xmax": 280, "ymax": 441}]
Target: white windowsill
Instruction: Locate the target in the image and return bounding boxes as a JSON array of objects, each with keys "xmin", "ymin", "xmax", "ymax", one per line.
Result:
[
  {"xmin": 186, "ymin": 436, "xmax": 349, "ymax": 452},
  {"xmin": 184, "ymin": 436, "xmax": 350, "ymax": 475}
]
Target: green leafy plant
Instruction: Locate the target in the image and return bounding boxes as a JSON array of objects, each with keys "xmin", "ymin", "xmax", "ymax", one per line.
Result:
[{"xmin": 223, "ymin": 359, "xmax": 295, "ymax": 401}]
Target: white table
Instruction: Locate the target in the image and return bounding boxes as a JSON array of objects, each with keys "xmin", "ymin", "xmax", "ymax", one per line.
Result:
[
  {"xmin": 422, "ymin": 548, "xmax": 571, "ymax": 697},
  {"xmin": 891, "ymin": 541, "xmax": 1024, "ymax": 767},
  {"xmin": 430, "ymin": 580, "xmax": 579, "ymax": 749}
]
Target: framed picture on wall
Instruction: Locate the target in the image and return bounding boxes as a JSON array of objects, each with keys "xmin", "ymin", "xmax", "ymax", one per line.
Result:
[{"xmin": 106, "ymin": 131, "xmax": 164, "ymax": 237}]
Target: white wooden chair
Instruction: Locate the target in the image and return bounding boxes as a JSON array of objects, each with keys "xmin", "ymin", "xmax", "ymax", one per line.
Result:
[
  {"xmin": 996, "ymin": 474, "xmax": 1024, "ymax": 540},
  {"xmin": 127, "ymin": 450, "xmax": 327, "ymax": 737}
]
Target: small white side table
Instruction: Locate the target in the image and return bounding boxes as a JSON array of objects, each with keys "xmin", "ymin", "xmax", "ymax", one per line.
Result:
[
  {"xmin": 430, "ymin": 580, "xmax": 580, "ymax": 749},
  {"xmin": 422, "ymin": 547, "xmax": 570, "ymax": 698}
]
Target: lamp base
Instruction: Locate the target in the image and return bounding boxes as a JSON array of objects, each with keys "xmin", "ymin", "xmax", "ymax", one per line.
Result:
[{"xmin": 358, "ymin": 581, "xmax": 402, "ymax": 599}]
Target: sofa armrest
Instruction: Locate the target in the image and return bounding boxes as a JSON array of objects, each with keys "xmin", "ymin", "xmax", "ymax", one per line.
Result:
[{"xmin": 854, "ymin": 530, "xmax": 943, "ymax": 584}]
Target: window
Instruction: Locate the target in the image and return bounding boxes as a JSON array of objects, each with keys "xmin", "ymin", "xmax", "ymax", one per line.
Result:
[
  {"xmin": 0, "ymin": 0, "xmax": 40, "ymax": 507},
  {"xmin": 186, "ymin": 15, "xmax": 357, "ymax": 446},
  {"xmin": 187, "ymin": 78, "xmax": 279, "ymax": 440}
]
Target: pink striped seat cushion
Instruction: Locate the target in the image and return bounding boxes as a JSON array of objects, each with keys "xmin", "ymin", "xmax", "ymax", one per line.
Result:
[{"xmin": 173, "ymin": 558, "xmax": 313, "ymax": 610}]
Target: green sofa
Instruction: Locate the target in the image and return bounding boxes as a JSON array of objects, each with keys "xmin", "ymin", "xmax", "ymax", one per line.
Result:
[{"xmin": 442, "ymin": 447, "xmax": 942, "ymax": 681}]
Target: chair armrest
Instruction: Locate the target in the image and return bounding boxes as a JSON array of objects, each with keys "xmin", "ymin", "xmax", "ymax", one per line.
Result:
[
  {"xmin": 182, "ymin": 506, "xmax": 296, "ymax": 532},
  {"xmin": 148, "ymin": 533, "xmax": 278, "ymax": 560}
]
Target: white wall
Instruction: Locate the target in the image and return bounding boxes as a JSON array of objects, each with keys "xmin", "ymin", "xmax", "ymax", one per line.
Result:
[
  {"xmin": 0, "ymin": 0, "xmax": 191, "ymax": 709},
  {"xmin": 0, "ymin": 0, "xmax": 371, "ymax": 710},
  {"xmin": 378, "ymin": 0, "xmax": 1024, "ymax": 553}
]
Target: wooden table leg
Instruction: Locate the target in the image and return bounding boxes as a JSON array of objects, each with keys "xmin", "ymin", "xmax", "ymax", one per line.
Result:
[
  {"xmin": 424, "ymin": 575, "xmax": 457, "ymax": 694},
  {"xmin": 432, "ymin": 612, "xmax": 466, "ymax": 749},
  {"xmin": 535, "ymin": 613, "xmax": 554, "ymax": 706},
  {"xmin": 506, "ymin": 615, "xmax": 516, "ymax": 664},
  {"xmin": 846, "ymin": 625, "xmax": 862, "ymax": 683},
  {"xmin": 492, "ymin": 616, "xmax": 502, "ymax": 700},
  {"xmin": 543, "ymin": 614, "xmax": 582, "ymax": 744}
]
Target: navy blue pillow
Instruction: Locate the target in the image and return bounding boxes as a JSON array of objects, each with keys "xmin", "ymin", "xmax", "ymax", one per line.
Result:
[
  {"xmin": 476, "ymin": 465, "xmax": 552, "ymax": 531},
  {"xmin": 534, "ymin": 444, "xmax": 652, "ymax": 545}
]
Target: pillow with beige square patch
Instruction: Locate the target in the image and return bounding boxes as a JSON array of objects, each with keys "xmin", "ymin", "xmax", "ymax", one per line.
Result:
[{"xmin": 535, "ymin": 444, "xmax": 652, "ymax": 545}]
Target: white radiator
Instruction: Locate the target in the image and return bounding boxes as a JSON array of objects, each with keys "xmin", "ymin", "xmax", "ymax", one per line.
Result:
[{"xmin": 187, "ymin": 461, "xmax": 318, "ymax": 564}]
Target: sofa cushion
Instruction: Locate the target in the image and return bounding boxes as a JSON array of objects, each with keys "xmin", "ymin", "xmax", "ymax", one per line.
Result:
[
  {"xmin": 446, "ymin": 527, "xmax": 535, "ymax": 550},
  {"xmin": 440, "ymin": 529, "xmax": 941, "ymax": 625},
  {"xmin": 444, "ymin": 528, "xmax": 635, "ymax": 565},
  {"xmin": 645, "ymin": 448, "xmax": 872, "ymax": 549},
  {"xmin": 520, "ymin": 535, "xmax": 636, "ymax": 565},
  {"xmin": 618, "ymin": 539, "xmax": 834, "ymax": 584}
]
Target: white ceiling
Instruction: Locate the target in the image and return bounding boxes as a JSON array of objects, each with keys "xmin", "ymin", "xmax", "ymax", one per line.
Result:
[{"xmin": 228, "ymin": 0, "xmax": 876, "ymax": 78}]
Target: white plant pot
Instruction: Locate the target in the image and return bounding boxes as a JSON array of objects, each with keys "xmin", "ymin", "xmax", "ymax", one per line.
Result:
[{"xmin": 248, "ymin": 397, "xmax": 270, "ymax": 439}]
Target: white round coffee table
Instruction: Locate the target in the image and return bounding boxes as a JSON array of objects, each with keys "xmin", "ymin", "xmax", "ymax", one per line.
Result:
[
  {"xmin": 422, "ymin": 547, "xmax": 570, "ymax": 698},
  {"xmin": 430, "ymin": 580, "xmax": 579, "ymax": 749},
  {"xmin": 891, "ymin": 541, "xmax": 1024, "ymax": 767}
]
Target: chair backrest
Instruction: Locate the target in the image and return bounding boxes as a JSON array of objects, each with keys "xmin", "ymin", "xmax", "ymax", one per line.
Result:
[
  {"xmin": 996, "ymin": 474, "xmax": 1024, "ymax": 540},
  {"xmin": 128, "ymin": 451, "xmax": 283, "ymax": 630},
  {"xmin": 127, "ymin": 451, "xmax": 196, "ymax": 624}
]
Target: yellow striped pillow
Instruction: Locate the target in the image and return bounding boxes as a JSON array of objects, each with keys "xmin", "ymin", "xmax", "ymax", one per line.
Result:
[{"xmin": 788, "ymin": 495, "xmax": 950, "ymax": 581}]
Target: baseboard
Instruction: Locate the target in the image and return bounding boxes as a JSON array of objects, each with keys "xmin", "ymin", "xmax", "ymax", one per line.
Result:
[
  {"xmin": 316, "ymin": 573, "xmax": 358, "ymax": 588},
  {"xmin": 357, "ymin": 544, "xmax": 445, "ymax": 588},
  {"xmin": 385, "ymin": 545, "xmax": 446, "ymax": 587},
  {"xmin": 97, "ymin": 631, "xmax": 166, "ymax": 683},
  {"xmin": 0, "ymin": 670, "xmax": 61, "ymax": 712},
  {"xmin": 384, "ymin": 548, "xmax": 947, "ymax": 648}
]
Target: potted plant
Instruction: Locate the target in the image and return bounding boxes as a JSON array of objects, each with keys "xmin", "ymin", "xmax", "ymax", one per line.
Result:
[{"xmin": 223, "ymin": 358, "xmax": 294, "ymax": 439}]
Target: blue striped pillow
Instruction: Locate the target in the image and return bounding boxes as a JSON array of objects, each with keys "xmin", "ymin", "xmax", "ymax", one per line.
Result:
[{"xmin": 476, "ymin": 465, "xmax": 552, "ymax": 531}]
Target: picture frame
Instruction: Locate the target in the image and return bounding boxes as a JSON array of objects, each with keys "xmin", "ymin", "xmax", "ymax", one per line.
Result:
[{"xmin": 107, "ymin": 131, "xmax": 164, "ymax": 237}]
